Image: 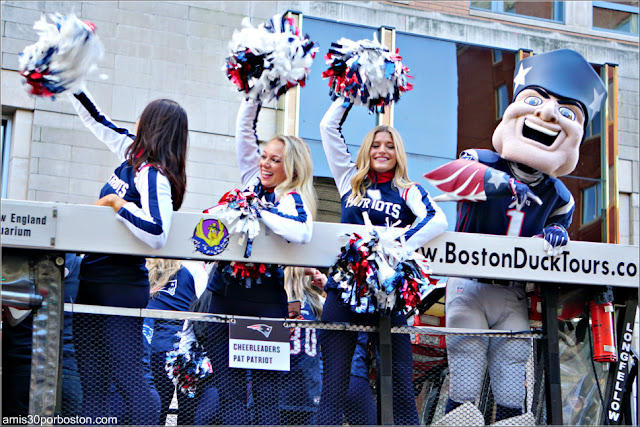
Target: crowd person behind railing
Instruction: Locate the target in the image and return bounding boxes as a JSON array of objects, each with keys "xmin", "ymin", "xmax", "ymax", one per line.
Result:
[
  {"xmin": 279, "ymin": 266, "xmax": 326, "ymax": 425},
  {"xmin": 67, "ymin": 87, "xmax": 189, "ymax": 425},
  {"xmin": 200, "ymin": 97, "xmax": 317, "ymax": 425},
  {"xmin": 142, "ymin": 258, "xmax": 208, "ymax": 425},
  {"xmin": 1, "ymin": 253, "xmax": 83, "ymax": 418}
]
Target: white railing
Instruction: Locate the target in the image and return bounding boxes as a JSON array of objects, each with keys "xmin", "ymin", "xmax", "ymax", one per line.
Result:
[{"xmin": 2, "ymin": 199, "xmax": 638, "ymax": 288}]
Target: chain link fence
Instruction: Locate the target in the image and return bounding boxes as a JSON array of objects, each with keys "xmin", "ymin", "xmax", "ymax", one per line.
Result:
[{"xmin": 61, "ymin": 306, "xmax": 545, "ymax": 426}]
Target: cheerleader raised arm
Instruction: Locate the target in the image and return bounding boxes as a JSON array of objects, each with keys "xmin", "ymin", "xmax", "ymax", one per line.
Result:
[
  {"xmin": 202, "ymin": 97, "xmax": 317, "ymax": 426},
  {"xmin": 319, "ymin": 97, "xmax": 447, "ymax": 253},
  {"xmin": 235, "ymin": 98, "xmax": 315, "ymax": 244},
  {"xmin": 68, "ymin": 90, "xmax": 187, "ymax": 249},
  {"xmin": 67, "ymin": 88, "xmax": 189, "ymax": 425}
]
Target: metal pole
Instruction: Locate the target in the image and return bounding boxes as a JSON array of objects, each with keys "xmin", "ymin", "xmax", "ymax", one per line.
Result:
[
  {"xmin": 603, "ymin": 288, "xmax": 638, "ymax": 425},
  {"xmin": 541, "ymin": 283, "xmax": 563, "ymax": 425},
  {"xmin": 377, "ymin": 315, "xmax": 394, "ymax": 425}
]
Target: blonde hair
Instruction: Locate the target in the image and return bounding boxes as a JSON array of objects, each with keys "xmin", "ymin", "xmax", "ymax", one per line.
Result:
[
  {"xmin": 269, "ymin": 135, "xmax": 317, "ymax": 218},
  {"xmin": 146, "ymin": 258, "xmax": 182, "ymax": 296},
  {"xmin": 349, "ymin": 125, "xmax": 413, "ymax": 205},
  {"xmin": 284, "ymin": 266, "xmax": 323, "ymax": 319}
]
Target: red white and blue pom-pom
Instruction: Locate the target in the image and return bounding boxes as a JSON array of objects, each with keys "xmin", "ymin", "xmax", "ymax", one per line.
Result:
[
  {"xmin": 322, "ymin": 34, "xmax": 413, "ymax": 113},
  {"xmin": 225, "ymin": 14, "xmax": 318, "ymax": 103},
  {"xmin": 221, "ymin": 261, "xmax": 271, "ymax": 289},
  {"xmin": 165, "ymin": 328, "xmax": 213, "ymax": 398},
  {"xmin": 18, "ymin": 13, "xmax": 104, "ymax": 98},
  {"xmin": 329, "ymin": 214, "xmax": 436, "ymax": 315},
  {"xmin": 205, "ymin": 189, "xmax": 269, "ymax": 258}
]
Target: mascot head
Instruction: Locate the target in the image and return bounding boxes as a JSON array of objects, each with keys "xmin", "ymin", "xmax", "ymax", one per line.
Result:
[{"xmin": 492, "ymin": 49, "xmax": 607, "ymax": 177}]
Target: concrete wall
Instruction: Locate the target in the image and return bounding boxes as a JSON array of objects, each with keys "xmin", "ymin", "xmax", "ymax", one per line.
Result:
[{"xmin": 2, "ymin": 1, "xmax": 638, "ymax": 244}]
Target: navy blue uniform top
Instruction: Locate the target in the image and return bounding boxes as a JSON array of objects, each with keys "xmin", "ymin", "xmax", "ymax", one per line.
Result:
[
  {"xmin": 280, "ymin": 301, "xmax": 322, "ymax": 412},
  {"xmin": 62, "ymin": 254, "xmax": 81, "ymax": 371},
  {"xmin": 143, "ymin": 262, "xmax": 207, "ymax": 354},
  {"xmin": 319, "ymin": 98, "xmax": 447, "ymax": 291},
  {"xmin": 69, "ymin": 90, "xmax": 175, "ymax": 286},
  {"xmin": 456, "ymin": 149, "xmax": 574, "ymax": 237}
]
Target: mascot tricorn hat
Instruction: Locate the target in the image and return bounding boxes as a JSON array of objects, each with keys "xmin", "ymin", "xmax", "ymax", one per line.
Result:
[{"xmin": 513, "ymin": 49, "xmax": 607, "ymax": 126}]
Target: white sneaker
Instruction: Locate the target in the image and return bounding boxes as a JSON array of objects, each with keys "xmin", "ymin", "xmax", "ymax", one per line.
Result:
[
  {"xmin": 433, "ymin": 401, "xmax": 484, "ymax": 426},
  {"xmin": 492, "ymin": 411, "xmax": 536, "ymax": 426}
]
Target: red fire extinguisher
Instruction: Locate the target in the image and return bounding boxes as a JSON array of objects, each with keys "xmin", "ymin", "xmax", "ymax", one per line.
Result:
[{"xmin": 590, "ymin": 300, "xmax": 617, "ymax": 363}]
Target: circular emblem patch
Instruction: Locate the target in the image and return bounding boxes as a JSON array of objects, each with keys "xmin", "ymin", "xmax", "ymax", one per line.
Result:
[{"xmin": 192, "ymin": 218, "xmax": 230, "ymax": 256}]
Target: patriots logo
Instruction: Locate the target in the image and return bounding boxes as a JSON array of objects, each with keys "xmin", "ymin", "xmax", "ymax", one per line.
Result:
[
  {"xmin": 424, "ymin": 159, "xmax": 509, "ymax": 202},
  {"xmin": 247, "ymin": 324, "xmax": 273, "ymax": 338}
]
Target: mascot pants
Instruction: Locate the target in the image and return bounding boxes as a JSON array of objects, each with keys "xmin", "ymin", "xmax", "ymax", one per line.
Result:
[{"xmin": 445, "ymin": 277, "xmax": 530, "ymax": 409}]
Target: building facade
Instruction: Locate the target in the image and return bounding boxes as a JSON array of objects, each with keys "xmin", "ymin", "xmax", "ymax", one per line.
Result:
[{"xmin": 2, "ymin": 1, "xmax": 638, "ymax": 245}]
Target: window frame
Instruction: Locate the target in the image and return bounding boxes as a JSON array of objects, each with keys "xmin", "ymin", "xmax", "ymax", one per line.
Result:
[
  {"xmin": 592, "ymin": 1, "xmax": 639, "ymax": 36},
  {"xmin": 581, "ymin": 181, "xmax": 603, "ymax": 227},
  {"xmin": 470, "ymin": 1, "xmax": 566, "ymax": 24},
  {"xmin": 495, "ymin": 83, "xmax": 509, "ymax": 120},
  {"xmin": 1, "ymin": 115, "xmax": 12, "ymax": 199}
]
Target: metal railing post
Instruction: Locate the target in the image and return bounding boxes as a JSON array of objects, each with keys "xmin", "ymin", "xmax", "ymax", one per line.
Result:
[{"xmin": 377, "ymin": 315, "xmax": 394, "ymax": 425}]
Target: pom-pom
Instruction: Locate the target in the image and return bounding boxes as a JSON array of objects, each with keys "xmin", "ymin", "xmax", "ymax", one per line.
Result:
[
  {"xmin": 219, "ymin": 261, "xmax": 270, "ymax": 289},
  {"xmin": 204, "ymin": 189, "xmax": 269, "ymax": 258},
  {"xmin": 165, "ymin": 331, "xmax": 213, "ymax": 398},
  {"xmin": 322, "ymin": 33, "xmax": 413, "ymax": 113},
  {"xmin": 329, "ymin": 214, "xmax": 435, "ymax": 316},
  {"xmin": 224, "ymin": 14, "xmax": 318, "ymax": 102},
  {"xmin": 18, "ymin": 13, "xmax": 104, "ymax": 98}
]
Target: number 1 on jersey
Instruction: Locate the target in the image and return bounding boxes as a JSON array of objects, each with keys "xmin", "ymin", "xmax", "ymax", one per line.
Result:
[{"xmin": 506, "ymin": 209, "xmax": 525, "ymax": 236}]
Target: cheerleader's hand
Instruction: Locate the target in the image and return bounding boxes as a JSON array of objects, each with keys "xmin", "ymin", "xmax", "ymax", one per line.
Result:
[
  {"xmin": 311, "ymin": 269, "xmax": 328, "ymax": 289},
  {"xmin": 540, "ymin": 224, "xmax": 569, "ymax": 256},
  {"xmin": 95, "ymin": 193, "xmax": 127, "ymax": 213}
]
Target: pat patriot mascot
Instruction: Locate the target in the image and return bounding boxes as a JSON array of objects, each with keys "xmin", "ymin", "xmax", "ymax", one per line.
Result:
[{"xmin": 425, "ymin": 49, "xmax": 607, "ymax": 426}]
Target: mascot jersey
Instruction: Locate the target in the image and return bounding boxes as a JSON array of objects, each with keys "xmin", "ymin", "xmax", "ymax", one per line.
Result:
[
  {"xmin": 69, "ymin": 91, "xmax": 175, "ymax": 285},
  {"xmin": 456, "ymin": 149, "xmax": 574, "ymax": 237}
]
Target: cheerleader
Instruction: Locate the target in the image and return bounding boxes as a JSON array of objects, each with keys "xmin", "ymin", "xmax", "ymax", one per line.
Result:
[
  {"xmin": 279, "ymin": 267, "xmax": 326, "ymax": 425},
  {"xmin": 317, "ymin": 97, "xmax": 447, "ymax": 425},
  {"xmin": 201, "ymin": 98, "xmax": 316, "ymax": 425},
  {"xmin": 143, "ymin": 259, "xmax": 207, "ymax": 425},
  {"xmin": 68, "ymin": 89, "xmax": 188, "ymax": 425}
]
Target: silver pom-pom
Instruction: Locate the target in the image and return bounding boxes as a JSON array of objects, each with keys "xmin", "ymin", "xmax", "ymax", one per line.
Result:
[
  {"xmin": 224, "ymin": 14, "xmax": 318, "ymax": 102},
  {"xmin": 18, "ymin": 13, "xmax": 104, "ymax": 97},
  {"xmin": 322, "ymin": 33, "xmax": 413, "ymax": 113}
]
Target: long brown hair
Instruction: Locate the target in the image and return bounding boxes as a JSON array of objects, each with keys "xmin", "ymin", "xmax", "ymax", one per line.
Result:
[{"xmin": 126, "ymin": 99, "xmax": 188, "ymax": 211}]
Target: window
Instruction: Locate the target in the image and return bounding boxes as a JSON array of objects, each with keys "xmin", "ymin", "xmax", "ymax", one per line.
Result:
[
  {"xmin": 492, "ymin": 49, "xmax": 503, "ymax": 64},
  {"xmin": 470, "ymin": 1, "xmax": 565, "ymax": 23},
  {"xmin": 581, "ymin": 182, "xmax": 602, "ymax": 225},
  {"xmin": 584, "ymin": 110, "xmax": 602, "ymax": 139},
  {"xmin": 1, "ymin": 116, "xmax": 12, "ymax": 198},
  {"xmin": 495, "ymin": 84, "xmax": 509, "ymax": 119},
  {"xmin": 593, "ymin": 1, "xmax": 639, "ymax": 35}
]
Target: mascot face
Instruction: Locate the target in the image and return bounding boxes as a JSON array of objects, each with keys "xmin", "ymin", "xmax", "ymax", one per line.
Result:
[{"xmin": 492, "ymin": 87, "xmax": 585, "ymax": 177}]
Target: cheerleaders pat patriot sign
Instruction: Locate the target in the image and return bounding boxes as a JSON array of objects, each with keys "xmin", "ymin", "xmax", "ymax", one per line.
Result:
[{"xmin": 228, "ymin": 318, "xmax": 290, "ymax": 371}]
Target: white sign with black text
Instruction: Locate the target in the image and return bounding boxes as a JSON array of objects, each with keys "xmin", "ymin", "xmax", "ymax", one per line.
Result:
[
  {"xmin": 1, "ymin": 203, "xmax": 56, "ymax": 248},
  {"xmin": 229, "ymin": 318, "xmax": 290, "ymax": 371}
]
